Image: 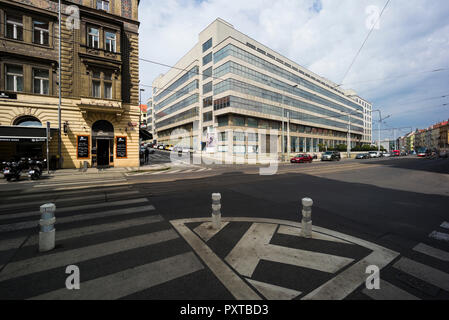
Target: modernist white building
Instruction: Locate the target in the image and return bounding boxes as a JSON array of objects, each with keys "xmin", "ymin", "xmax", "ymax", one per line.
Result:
[{"xmin": 152, "ymin": 18, "xmax": 372, "ymax": 158}]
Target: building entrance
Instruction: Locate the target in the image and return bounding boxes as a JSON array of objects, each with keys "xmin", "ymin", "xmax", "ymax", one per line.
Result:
[{"xmin": 92, "ymin": 120, "xmax": 114, "ymax": 168}]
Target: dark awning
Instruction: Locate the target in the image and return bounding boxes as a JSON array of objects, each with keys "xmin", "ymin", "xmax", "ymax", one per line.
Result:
[
  {"xmin": 0, "ymin": 126, "xmax": 58, "ymax": 142},
  {"xmin": 139, "ymin": 129, "xmax": 153, "ymax": 141}
]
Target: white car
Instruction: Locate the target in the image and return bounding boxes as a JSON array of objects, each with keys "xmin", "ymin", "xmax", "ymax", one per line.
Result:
[
  {"xmin": 369, "ymin": 151, "xmax": 381, "ymax": 158},
  {"xmin": 382, "ymin": 152, "xmax": 391, "ymax": 157}
]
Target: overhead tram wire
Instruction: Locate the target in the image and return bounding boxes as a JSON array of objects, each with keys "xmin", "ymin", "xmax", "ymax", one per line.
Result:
[{"xmin": 338, "ymin": 0, "xmax": 391, "ymax": 86}]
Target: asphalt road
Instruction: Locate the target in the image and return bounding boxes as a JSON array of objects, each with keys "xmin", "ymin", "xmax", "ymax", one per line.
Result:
[{"xmin": 0, "ymin": 155, "xmax": 448, "ymax": 300}]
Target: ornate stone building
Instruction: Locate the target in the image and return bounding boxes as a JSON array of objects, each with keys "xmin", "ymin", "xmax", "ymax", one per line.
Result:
[{"xmin": 0, "ymin": 0, "xmax": 140, "ymax": 168}]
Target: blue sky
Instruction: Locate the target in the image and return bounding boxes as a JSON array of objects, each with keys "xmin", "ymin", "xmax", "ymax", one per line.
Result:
[{"xmin": 138, "ymin": 0, "xmax": 449, "ymax": 140}]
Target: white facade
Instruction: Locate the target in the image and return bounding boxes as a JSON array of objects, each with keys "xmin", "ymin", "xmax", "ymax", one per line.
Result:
[{"xmin": 152, "ymin": 18, "xmax": 373, "ymax": 157}]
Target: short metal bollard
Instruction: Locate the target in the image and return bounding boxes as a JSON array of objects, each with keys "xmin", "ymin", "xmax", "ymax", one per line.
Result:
[
  {"xmin": 211, "ymin": 193, "xmax": 222, "ymax": 230},
  {"xmin": 301, "ymin": 198, "xmax": 313, "ymax": 238},
  {"xmin": 39, "ymin": 203, "xmax": 56, "ymax": 252}
]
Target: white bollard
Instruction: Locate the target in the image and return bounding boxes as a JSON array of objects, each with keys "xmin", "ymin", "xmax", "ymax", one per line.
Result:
[
  {"xmin": 211, "ymin": 193, "xmax": 222, "ymax": 230},
  {"xmin": 301, "ymin": 197, "xmax": 313, "ymax": 238},
  {"xmin": 39, "ymin": 203, "xmax": 56, "ymax": 252}
]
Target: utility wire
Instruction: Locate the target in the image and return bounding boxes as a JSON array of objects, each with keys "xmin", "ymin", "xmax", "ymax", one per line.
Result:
[{"xmin": 339, "ymin": 0, "xmax": 391, "ymax": 85}]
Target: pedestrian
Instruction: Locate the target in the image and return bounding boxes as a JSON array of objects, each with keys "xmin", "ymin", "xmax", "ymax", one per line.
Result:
[{"xmin": 144, "ymin": 147, "xmax": 150, "ymax": 164}]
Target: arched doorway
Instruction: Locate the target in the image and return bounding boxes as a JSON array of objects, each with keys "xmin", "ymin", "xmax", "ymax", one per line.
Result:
[
  {"xmin": 13, "ymin": 116, "xmax": 43, "ymax": 127},
  {"xmin": 12, "ymin": 116, "xmax": 44, "ymax": 159},
  {"xmin": 92, "ymin": 120, "xmax": 114, "ymax": 168}
]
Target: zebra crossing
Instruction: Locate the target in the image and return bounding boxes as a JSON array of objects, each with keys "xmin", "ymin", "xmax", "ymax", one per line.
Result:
[
  {"xmin": 128, "ymin": 167, "xmax": 213, "ymax": 176},
  {"xmin": 362, "ymin": 220, "xmax": 449, "ymax": 300},
  {"xmin": 0, "ymin": 186, "xmax": 209, "ymax": 300}
]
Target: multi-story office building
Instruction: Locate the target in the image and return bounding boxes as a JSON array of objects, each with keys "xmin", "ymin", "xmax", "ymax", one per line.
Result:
[
  {"xmin": 0, "ymin": 0, "xmax": 140, "ymax": 168},
  {"xmin": 146, "ymin": 97, "xmax": 154, "ymax": 138},
  {"xmin": 152, "ymin": 19, "xmax": 372, "ymax": 159}
]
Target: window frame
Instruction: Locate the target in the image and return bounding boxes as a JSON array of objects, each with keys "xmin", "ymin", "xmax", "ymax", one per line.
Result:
[
  {"xmin": 5, "ymin": 64, "xmax": 24, "ymax": 92},
  {"xmin": 32, "ymin": 20, "xmax": 49, "ymax": 46},
  {"xmin": 5, "ymin": 14, "xmax": 23, "ymax": 41},
  {"xmin": 32, "ymin": 68, "xmax": 50, "ymax": 95},
  {"xmin": 105, "ymin": 31, "xmax": 116, "ymax": 52},
  {"xmin": 96, "ymin": 0, "xmax": 110, "ymax": 11},
  {"xmin": 87, "ymin": 26, "xmax": 100, "ymax": 49}
]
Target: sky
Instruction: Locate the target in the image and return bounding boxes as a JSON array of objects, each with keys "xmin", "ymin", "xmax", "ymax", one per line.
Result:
[{"xmin": 138, "ymin": 0, "xmax": 449, "ymax": 140}]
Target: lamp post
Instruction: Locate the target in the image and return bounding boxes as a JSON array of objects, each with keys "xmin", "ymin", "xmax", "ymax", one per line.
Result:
[
  {"xmin": 372, "ymin": 109, "xmax": 391, "ymax": 152},
  {"xmin": 57, "ymin": 0, "xmax": 62, "ymax": 169},
  {"xmin": 139, "ymin": 88, "xmax": 145, "ymax": 170}
]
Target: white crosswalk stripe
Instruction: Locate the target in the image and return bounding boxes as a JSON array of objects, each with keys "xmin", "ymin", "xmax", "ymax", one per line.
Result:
[
  {"xmin": 413, "ymin": 243, "xmax": 449, "ymax": 262},
  {"xmin": 0, "ymin": 203, "xmax": 155, "ymax": 233},
  {"xmin": 0, "ymin": 187, "xmax": 206, "ymax": 300},
  {"xmin": 362, "ymin": 280, "xmax": 420, "ymax": 300},
  {"xmin": 30, "ymin": 252, "xmax": 204, "ymax": 300},
  {"xmin": 393, "ymin": 257, "xmax": 449, "ymax": 292},
  {"xmin": 428, "ymin": 231, "xmax": 449, "ymax": 242},
  {"xmin": 440, "ymin": 222, "xmax": 449, "ymax": 230}
]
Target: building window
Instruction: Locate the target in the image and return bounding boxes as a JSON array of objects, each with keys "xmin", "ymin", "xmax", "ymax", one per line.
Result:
[
  {"xmin": 202, "ymin": 38, "xmax": 212, "ymax": 52},
  {"xmin": 96, "ymin": 0, "xmax": 110, "ymax": 11},
  {"xmin": 203, "ymin": 96, "xmax": 213, "ymax": 108},
  {"xmin": 104, "ymin": 72, "xmax": 112, "ymax": 99},
  {"xmin": 203, "ymin": 66, "xmax": 212, "ymax": 80},
  {"xmin": 247, "ymin": 117, "xmax": 258, "ymax": 128},
  {"xmin": 33, "ymin": 69, "xmax": 49, "ymax": 95},
  {"xmin": 203, "ymin": 52, "xmax": 212, "ymax": 66},
  {"xmin": 203, "ymin": 112, "xmax": 212, "ymax": 122},
  {"xmin": 92, "ymin": 72, "xmax": 101, "ymax": 98},
  {"xmin": 6, "ymin": 65, "xmax": 23, "ymax": 92},
  {"xmin": 203, "ymin": 82, "xmax": 212, "ymax": 94},
  {"xmin": 233, "ymin": 115, "xmax": 245, "ymax": 127},
  {"xmin": 105, "ymin": 31, "xmax": 116, "ymax": 52},
  {"xmin": 33, "ymin": 20, "xmax": 49, "ymax": 45},
  {"xmin": 6, "ymin": 15, "xmax": 23, "ymax": 41},
  {"xmin": 88, "ymin": 27, "xmax": 100, "ymax": 48}
]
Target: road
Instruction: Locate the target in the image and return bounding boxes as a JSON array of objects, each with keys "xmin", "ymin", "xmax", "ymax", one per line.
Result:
[{"xmin": 0, "ymin": 151, "xmax": 448, "ymax": 300}]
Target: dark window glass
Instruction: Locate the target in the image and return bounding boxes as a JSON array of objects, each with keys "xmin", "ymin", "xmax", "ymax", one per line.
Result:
[
  {"xmin": 33, "ymin": 21, "xmax": 49, "ymax": 45},
  {"xmin": 6, "ymin": 15, "xmax": 23, "ymax": 41},
  {"xmin": 203, "ymin": 112, "xmax": 212, "ymax": 122},
  {"xmin": 203, "ymin": 82, "xmax": 212, "ymax": 94},
  {"xmin": 203, "ymin": 67, "xmax": 212, "ymax": 80},
  {"xmin": 202, "ymin": 52, "xmax": 212, "ymax": 66},
  {"xmin": 202, "ymin": 38, "xmax": 212, "ymax": 52}
]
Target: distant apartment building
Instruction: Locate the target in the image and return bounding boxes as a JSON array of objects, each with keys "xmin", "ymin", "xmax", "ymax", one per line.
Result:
[
  {"xmin": 152, "ymin": 19, "xmax": 373, "ymax": 159},
  {"xmin": 146, "ymin": 97, "xmax": 154, "ymax": 138},
  {"xmin": 0, "ymin": 0, "xmax": 140, "ymax": 168}
]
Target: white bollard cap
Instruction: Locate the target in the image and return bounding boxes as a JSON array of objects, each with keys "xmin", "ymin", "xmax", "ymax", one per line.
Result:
[
  {"xmin": 302, "ymin": 197, "xmax": 313, "ymax": 207},
  {"xmin": 212, "ymin": 193, "xmax": 221, "ymax": 201},
  {"xmin": 40, "ymin": 203, "xmax": 56, "ymax": 213}
]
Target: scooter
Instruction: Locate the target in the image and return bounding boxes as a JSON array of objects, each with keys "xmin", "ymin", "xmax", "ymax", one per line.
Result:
[
  {"xmin": 3, "ymin": 162, "xmax": 22, "ymax": 182},
  {"xmin": 28, "ymin": 159, "xmax": 42, "ymax": 180}
]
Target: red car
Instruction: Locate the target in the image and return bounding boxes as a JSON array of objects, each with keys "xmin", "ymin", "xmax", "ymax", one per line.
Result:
[
  {"xmin": 290, "ymin": 154, "xmax": 313, "ymax": 163},
  {"xmin": 392, "ymin": 150, "xmax": 400, "ymax": 156}
]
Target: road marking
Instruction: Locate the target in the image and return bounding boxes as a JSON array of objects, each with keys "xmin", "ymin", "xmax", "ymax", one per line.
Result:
[
  {"xmin": 167, "ymin": 170, "xmax": 181, "ymax": 174},
  {"xmin": 170, "ymin": 219, "xmax": 261, "ymax": 300},
  {"xmin": 33, "ymin": 179, "xmax": 127, "ymax": 188},
  {"xmin": 0, "ymin": 229, "xmax": 179, "ymax": 282},
  {"xmin": 441, "ymin": 222, "xmax": 449, "ymax": 230},
  {"xmin": 0, "ymin": 190, "xmax": 140, "ymax": 211},
  {"xmin": 0, "ymin": 204, "xmax": 155, "ymax": 233},
  {"xmin": 429, "ymin": 231, "xmax": 449, "ymax": 242},
  {"xmin": 413, "ymin": 243, "xmax": 449, "ymax": 262},
  {"xmin": 29, "ymin": 252, "xmax": 204, "ymax": 300},
  {"xmin": 246, "ymin": 279, "xmax": 301, "ymax": 300},
  {"xmin": 171, "ymin": 217, "xmax": 399, "ymax": 300},
  {"xmin": 362, "ymin": 280, "xmax": 420, "ymax": 300},
  {"xmin": 1, "ymin": 215, "xmax": 164, "ymax": 252},
  {"xmin": 225, "ymin": 223, "xmax": 354, "ymax": 277},
  {"xmin": 193, "ymin": 222, "xmax": 229, "ymax": 242},
  {"xmin": 393, "ymin": 257, "xmax": 449, "ymax": 292},
  {"xmin": 0, "ymin": 186, "xmax": 131, "ymax": 202},
  {"xmin": 0, "ymin": 198, "xmax": 149, "ymax": 222},
  {"xmin": 32, "ymin": 182, "xmax": 129, "ymax": 191},
  {"xmin": 277, "ymin": 225, "xmax": 352, "ymax": 244}
]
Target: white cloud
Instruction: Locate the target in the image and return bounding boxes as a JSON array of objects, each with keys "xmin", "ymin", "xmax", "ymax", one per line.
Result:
[{"xmin": 139, "ymin": 0, "xmax": 449, "ymax": 136}]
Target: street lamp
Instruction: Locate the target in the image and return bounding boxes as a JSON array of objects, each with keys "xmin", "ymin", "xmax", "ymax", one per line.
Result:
[{"xmin": 139, "ymin": 88, "xmax": 145, "ymax": 170}]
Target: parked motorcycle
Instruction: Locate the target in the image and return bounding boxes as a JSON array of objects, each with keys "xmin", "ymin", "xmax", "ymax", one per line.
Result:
[
  {"xmin": 3, "ymin": 162, "xmax": 22, "ymax": 182},
  {"xmin": 28, "ymin": 159, "xmax": 43, "ymax": 180}
]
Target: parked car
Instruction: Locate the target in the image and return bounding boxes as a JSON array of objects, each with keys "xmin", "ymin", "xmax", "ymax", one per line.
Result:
[
  {"xmin": 158, "ymin": 144, "xmax": 165, "ymax": 150},
  {"xmin": 369, "ymin": 151, "xmax": 381, "ymax": 158},
  {"xmin": 321, "ymin": 151, "xmax": 341, "ymax": 161},
  {"xmin": 392, "ymin": 150, "xmax": 400, "ymax": 156},
  {"xmin": 355, "ymin": 153, "xmax": 370, "ymax": 159},
  {"xmin": 381, "ymin": 152, "xmax": 391, "ymax": 157},
  {"xmin": 291, "ymin": 154, "xmax": 313, "ymax": 163}
]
